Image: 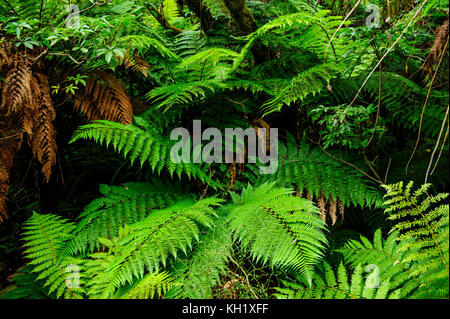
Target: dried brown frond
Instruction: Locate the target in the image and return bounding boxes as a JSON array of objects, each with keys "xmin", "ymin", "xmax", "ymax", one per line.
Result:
[
  {"xmin": 294, "ymin": 186, "xmax": 301, "ymax": 197},
  {"xmin": 0, "ymin": 53, "xmax": 33, "ymax": 114},
  {"xmin": 426, "ymin": 19, "xmax": 449, "ymax": 73},
  {"xmin": 252, "ymin": 118, "xmax": 271, "ymax": 153},
  {"xmin": 337, "ymin": 198, "xmax": 345, "ymax": 222},
  {"xmin": 121, "ymin": 52, "xmax": 150, "ymax": 78},
  {"xmin": 0, "ymin": 40, "xmax": 11, "ymax": 70},
  {"xmin": 30, "ymin": 73, "xmax": 57, "ymax": 183},
  {"xmin": 228, "ymin": 160, "xmax": 237, "ymax": 190},
  {"xmin": 305, "ymin": 191, "xmax": 312, "ymax": 201},
  {"xmin": 74, "ymin": 71, "xmax": 133, "ymax": 124},
  {"xmin": 0, "ymin": 116, "xmax": 23, "ymax": 222},
  {"xmin": 328, "ymin": 196, "xmax": 337, "ymax": 225}
]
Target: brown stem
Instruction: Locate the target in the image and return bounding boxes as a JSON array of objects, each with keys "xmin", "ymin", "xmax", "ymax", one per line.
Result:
[{"xmin": 147, "ymin": 4, "xmax": 183, "ymax": 35}]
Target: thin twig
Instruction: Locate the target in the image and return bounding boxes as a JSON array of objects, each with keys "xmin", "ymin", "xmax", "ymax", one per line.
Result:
[
  {"xmin": 346, "ymin": 0, "xmax": 429, "ymax": 111},
  {"xmin": 308, "ymin": 137, "xmax": 383, "ymax": 184},
  {"xmin": 47, "ymin": 52, "xmax": 83, "ymax": 64},
  {"xmin": 430, "ymin": 123, "xmax": 449, "ymax": 176},
  {"xmin": 366, "ymin": 65, "xmax": 382, "ymax": 148},
  {"xmin": 323, "ymin": 0, "xmax": 362, "ymax": 65},
  {"xmin": 406, "ymin": 37, "xmax": 448, "ymax": 174},
  {"xmin": 228, "ymin": 255, "xmax": 259, "ymax": 299},
  {"xmin": 384, "ymin": 158, "xmax": 392, "ymax": 183},
  {"xmin": 425, "ymin": 105, "xmax": 449, "ymax": 183},
  {"xmin": 0, "ymin": 133, "xmax": 21, "ymax": 142},
  {"xmin": 2, "ymin": 0, "xmax": 19, "ymax": 16}
]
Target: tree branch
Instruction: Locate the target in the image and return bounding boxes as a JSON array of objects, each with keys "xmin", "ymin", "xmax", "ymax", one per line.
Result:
[{"xmin": 147, "ymin": 3, "xmax": 183, "ymax": 35}]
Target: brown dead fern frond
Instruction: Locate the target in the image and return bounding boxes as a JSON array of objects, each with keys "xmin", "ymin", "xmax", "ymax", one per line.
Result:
[
  {"xmin": 0, "ymin": 53, "xmax": 33, "ymax": 114},
  {"xmin": 0, "ymin": 41, "xmax": 11, "ymax": 70},
  {"xmin": 328, "ymin": 196, "xmax": 338, "ymax": 225},
  {"xmin": 301, "ymin": 190, "xmax": 344, "ymax": 225},
  {"xmin": 317, "ymin": 190, "xmax": 327, "ymax": 222},
  {"xmin": 74, "ymin": 71, "xmax": 133, "ymax": 124},
  {"xmin": 252, "ymin": 118, "xmax": 271, "ymax": 153},
  {"xmin": 426, "ymin": 19, "xmax": 449, "ymax": 74},
  {"xmin": 30, "ymin": 73, "xmax": 57, "ymax": 183},
  {"xmin": 122, "ymin": 52, "xmax": 150, "ymax": 78},
  {"xmin": 0, "ymin": 116, "xmax": 23, "ymax": 222}
]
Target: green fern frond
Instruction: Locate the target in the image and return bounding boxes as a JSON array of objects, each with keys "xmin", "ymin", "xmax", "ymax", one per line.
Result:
[
  {"xmin": 69, "ymin": 120, "xmax": 210, "ymax": 183},
  {"xmin": 118, "ymin": 271, "xmax": 175, "ymax": 299},
  {"xmin": 175, "ymin": 48, "xmax": 239, "ymax": 81},
  {"xmin": 21, "ymin": 212, "xmax": 84, "ymax": 299},
  {"xmin": 274, "ymin": 261, "xmax": 400, "ymax": 299},
  {"xmin": 382, "ymin": 181, "xmax": 449, "ymax": 296},
  {"xmin": 66, "ymin": 180, "xmax": 192, "ymax": 255},
  {"xmin": 227, "ymin": 183, "xmax": 328, "ymax": 284},
  {"xmin": 146, "ymin": 80, "xmax": 228, "ymax": 112},
  {"xmin": 261, "ymin": 63, "xmax": 342, "ymax": 116},
  {"xmin": 337, "ymin": 229, "xmax": 421, "ymax": 297},
  {"xmin": 0, "ymin": 265, "xmax": 51, "ymax": 299},
  {"xmin": 169, "ymin": 210, "xmax": 233, "ymax": 298},
  {"xmin": 257, "ymin": 136, "xmax": 384, "ymax": 209},
  {"xmin": 82, "ymin": 197, "xmax": 223, "ymax": 298},
  {"xmin": 117, "ymin": 35, "xmax": 181, "ymax": 62}
]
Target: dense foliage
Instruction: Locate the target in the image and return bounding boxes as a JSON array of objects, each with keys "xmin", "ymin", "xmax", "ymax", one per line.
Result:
[{"xmin": 0, "ymin": 0, "xmax": 448, "ymax": 299}]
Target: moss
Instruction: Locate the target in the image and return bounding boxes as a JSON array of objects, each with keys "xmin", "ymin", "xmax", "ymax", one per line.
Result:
[{"xmin": 223, "ymin": 0, "xmax": 257, "ymax": 35}]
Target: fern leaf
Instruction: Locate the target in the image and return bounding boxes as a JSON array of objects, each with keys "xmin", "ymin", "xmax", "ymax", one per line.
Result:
[{"xmin": 228, "ymin": 183, "xmax": 328, "ymax": 284}]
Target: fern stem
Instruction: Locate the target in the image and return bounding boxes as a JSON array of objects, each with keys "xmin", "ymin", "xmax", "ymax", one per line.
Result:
[{"xmin": 36, "ymin": 217, "xmax": 73, "ymax": 297}]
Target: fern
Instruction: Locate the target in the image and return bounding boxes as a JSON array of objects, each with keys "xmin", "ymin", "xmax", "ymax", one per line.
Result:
[
  {"xmin": 0, "ymin": 265, "xmax": 50, "ymax": 299},
  {"xmin": 257, "ymin": 136, "xmax": 384, "ymax": 210},
  {"xmin": 382, "ymin": 181, "xmax": 449, "ymax": 298},
  {"xmin": 168, "ymin": 210, "xmax": 233, "ymax": 298},
  {"xmin": 117, "ymin": 35, "xmax": 181, "ymax": 62},
  {"xmin": 337, "ymin": 229, "xmax": 422, "ymax": 297},
  {"xmin": 66, "ymin": 180, "xmax": 192, "ymax": 255},
  {"xmin": 81, "ymin": 197, "xmax": 223, "ymax": 298},
  {"xmin": 146, "ymin": 80, "xmax": 228, "ymax": 112},
  {"xmin": 227, "ymin": 183, "xmax": 328, "ymax": 284},
  {"xmin": 260, "ymin": 63, "xmax": 342, "ymax": 116},
  {"xmin": 116, "ymin": 271, "xmax": 175, "ymax": 299},
  {"xmin": 175, "ymin": 48, "xmax": 239, "ymax": 81},
  {"xmin": 274, "ymin": 261, "xmax": 400, "ymax": 299},
  {"xmin": 21, "ymin": 212, "xmax": 84, "ymax": 299},
  {"xmin": 70, "ymin": 119, "xmax": 211, "ymax": 184}
]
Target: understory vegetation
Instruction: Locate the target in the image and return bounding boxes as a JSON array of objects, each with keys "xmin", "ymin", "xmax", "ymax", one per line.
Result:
[{"xmin": 0, "ymin": 0, "xmax": 448, "ymax": 299}]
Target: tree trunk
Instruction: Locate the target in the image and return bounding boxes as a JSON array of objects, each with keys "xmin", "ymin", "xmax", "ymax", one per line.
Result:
[
  {"xmin": 223, "ymin": 0, "xmax": 271, "ymax": 63},
  {"xmin": 185, "ymin": 0, "xmax": 217, "ymax": 32},
  {"xmin": 223, "ymin": 0, "xmax": 257, "ymax": 35}
]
